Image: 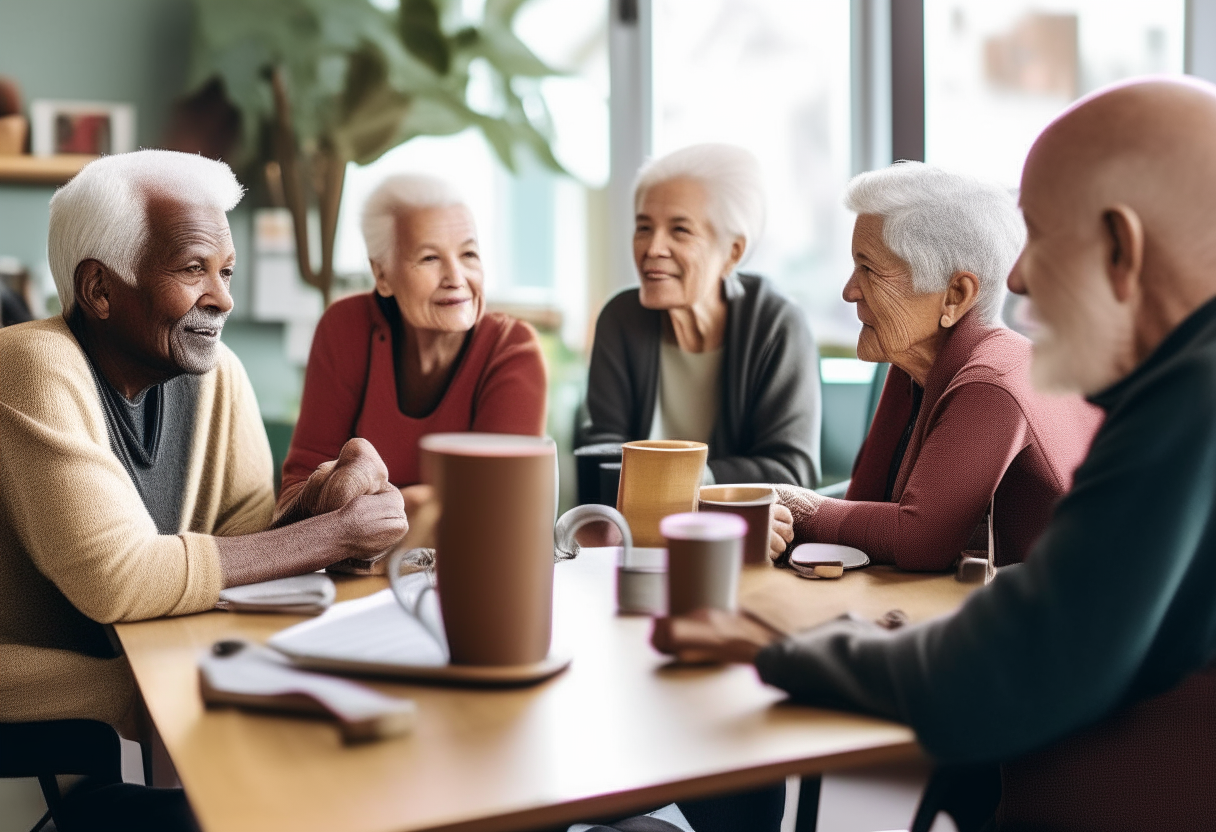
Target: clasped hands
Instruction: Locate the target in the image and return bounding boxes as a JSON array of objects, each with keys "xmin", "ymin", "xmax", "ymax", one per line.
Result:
[{"xmin": 274, "ymin": 438, "xmax": 409, "ymax": 559}]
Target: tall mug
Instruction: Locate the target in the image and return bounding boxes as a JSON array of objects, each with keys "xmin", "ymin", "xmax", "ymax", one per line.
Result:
[
  {"xmin": 421, "ymin": 433, "xmax": 556, "ymax": 667},
  {"xmin": 617, "ymin": 440, "xmax": 708, "ymax": 547}
]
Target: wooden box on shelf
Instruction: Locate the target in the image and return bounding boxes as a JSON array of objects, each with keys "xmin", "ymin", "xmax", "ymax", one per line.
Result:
[{"xmin": 0, "ymin": 153, "xmax": 97, "ymax": 186}]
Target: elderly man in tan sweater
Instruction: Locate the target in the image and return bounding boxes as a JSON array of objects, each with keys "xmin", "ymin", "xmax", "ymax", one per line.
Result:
[{"xmin": 0, "ymin": 151, "xmax": 407, "ymax": 815}]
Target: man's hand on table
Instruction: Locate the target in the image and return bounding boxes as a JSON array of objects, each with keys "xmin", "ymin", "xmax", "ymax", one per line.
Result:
[
  {"xmin": 291, "ymin": 438, "xmax": 396, "ymax": 517},
  {"xmin": 220, "ymin": 439, "xmax": 408, "ymax": 588},
  {"xmin": 651, "ymin": 608, "xmax": 785, "ymax": 665}
]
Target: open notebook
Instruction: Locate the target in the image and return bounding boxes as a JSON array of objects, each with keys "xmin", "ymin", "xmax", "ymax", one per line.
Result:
[
  {"xmin": 270, "ymin": 576, "xmax": 449, "ymax": 674},
  {"xmin": 268, "ymin": 573, "xmax": 572, "ymax": 685}
]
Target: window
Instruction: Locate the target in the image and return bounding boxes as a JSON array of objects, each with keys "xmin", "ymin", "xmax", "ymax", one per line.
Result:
[
  {"xmin": 925, "ymin": 0, "xmax": 1187, "ymax": 187},
  {"xmin": 650, "ymin": 0, "xmax": 858, "ymax": 345},
  {"xmin": 333, "ymin": 0, "xmax": 608, "ymax": 347}
]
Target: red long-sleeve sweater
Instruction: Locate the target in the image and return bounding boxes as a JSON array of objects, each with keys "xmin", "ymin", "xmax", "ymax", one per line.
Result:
[
  {"xmin": 280, "ymin": 293, "xmax": 547, "ymax": 496},
  {"xmin": 811, "ymin": 313, "xmax": 1103, "ymax": 571}
]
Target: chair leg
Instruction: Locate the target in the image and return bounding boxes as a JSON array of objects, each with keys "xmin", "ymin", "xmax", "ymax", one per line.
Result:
[
  {"xmin": 910, "ymin": 765, "xmax": 1001, "ymax": 832},
  {"xmin": 794, "ymin": 776, "xmax": 821, "ymax": 832},
  {"xmin": 35, "ymin": 773, "xmax": 61, "ymax": 832},
  {"xmin": 26, "ymin": 809, "xmax": 53, "ymax": 832}
]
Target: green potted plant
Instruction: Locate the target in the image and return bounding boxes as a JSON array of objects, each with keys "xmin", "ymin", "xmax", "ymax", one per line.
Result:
[{"xmin": 181, "ymin": 0, "xmax": 564, "ymax": 305}]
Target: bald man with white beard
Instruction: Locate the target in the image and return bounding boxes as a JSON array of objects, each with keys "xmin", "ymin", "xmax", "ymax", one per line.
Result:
[{"xmin": 652, "ymin": 77, "xmax": 1216, "ymax": 830}]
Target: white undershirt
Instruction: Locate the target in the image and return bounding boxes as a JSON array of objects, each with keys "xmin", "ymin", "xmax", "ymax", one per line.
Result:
[{"xmin": 649, "ymin": 338, "xmax": 723, "ymax": 445}]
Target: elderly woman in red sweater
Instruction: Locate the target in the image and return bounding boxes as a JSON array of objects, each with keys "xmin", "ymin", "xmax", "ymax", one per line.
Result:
[
  {"xmin": 770, "ymin": 162, "xmax": 1102, "ymax": 571},
  {"xmin": 277, "ymin": 175, "xmax": 547, "ymax": 521}
]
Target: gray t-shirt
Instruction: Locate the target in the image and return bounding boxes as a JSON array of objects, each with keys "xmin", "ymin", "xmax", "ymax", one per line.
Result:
[
  {"xmin": 91, "ymin": 367, "xmax": 201, "ymax": 535},
  {"xmin": 649, "ymin": 338, "xmax": 723, "ymax": 446}
]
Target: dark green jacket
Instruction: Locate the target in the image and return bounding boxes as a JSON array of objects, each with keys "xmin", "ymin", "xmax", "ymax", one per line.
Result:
[
  {"xmin": 579, "ymin": 273, "xmax": 821, "ymax": 487},
  {"xmin": 756, "ymin": 296, "xmax": 1216, "ymax": 763}
]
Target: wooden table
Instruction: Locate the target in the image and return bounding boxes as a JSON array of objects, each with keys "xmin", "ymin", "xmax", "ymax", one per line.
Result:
[{"xmin": 113, "ymin": 550, "xmax": 975, "ymax": 832}]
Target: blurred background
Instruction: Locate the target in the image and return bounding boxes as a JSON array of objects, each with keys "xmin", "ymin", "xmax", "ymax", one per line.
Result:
[{"xmin": 0, "ymin": 0, "xmax": 1200, "ymax": 501}]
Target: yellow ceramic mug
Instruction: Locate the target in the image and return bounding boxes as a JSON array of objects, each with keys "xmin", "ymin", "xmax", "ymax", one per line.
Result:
[{"xmin": 617, "ymin": 440, "xmax": 708, "ymax": 548}]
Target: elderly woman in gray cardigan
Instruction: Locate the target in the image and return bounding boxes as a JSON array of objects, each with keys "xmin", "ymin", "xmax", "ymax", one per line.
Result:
[{"xmin": 578, "ymin": 144, "xmax": 821, "ymax": 487}]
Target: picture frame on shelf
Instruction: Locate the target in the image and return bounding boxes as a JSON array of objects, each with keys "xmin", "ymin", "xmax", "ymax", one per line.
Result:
[{"xmin": 30, "ymin": 100, "xmax": 135, "ymax": 156}]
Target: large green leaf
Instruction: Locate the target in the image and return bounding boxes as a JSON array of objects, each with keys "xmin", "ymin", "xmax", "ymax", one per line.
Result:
[
  {"xmin": 185, "ymin": 0, "xmax": 564, "ymax": 175},
  {"xmin": 399, "ymin": 0, "xmax": 450, "ymax": 75}
]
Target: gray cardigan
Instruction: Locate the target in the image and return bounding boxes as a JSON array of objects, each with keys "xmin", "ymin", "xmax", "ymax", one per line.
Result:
[{"xmin": 578, "ymin": 273, "xmax": 821, "ymax": 487}]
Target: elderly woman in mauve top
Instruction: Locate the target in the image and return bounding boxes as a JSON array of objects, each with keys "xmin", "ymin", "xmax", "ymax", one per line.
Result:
[
  {"xmin": 769, "ymin": 162, "xmax": 1102, "ymax": 571},
  {"xmin": 277, "ymin": 175, "xmax": 547, "ymax": 522},
  {"xmin": 578, "ymin": 143, "xmax": 821, "ymax": 487}
]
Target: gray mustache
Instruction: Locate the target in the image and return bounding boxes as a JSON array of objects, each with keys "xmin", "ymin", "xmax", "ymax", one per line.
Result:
[{"xmin": 177, "ymin": 306, "xmax": 229, "ymax": 332}]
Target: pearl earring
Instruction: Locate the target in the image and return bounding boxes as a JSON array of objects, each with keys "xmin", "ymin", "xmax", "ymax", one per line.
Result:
[{"xmin": 940, "ymin": 314, "xmax": 951, "ymax": 327}]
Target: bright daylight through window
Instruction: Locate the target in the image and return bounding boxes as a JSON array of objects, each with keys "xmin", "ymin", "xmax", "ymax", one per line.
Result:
[{"xmin": 652, "ymin": 0, "xmax": 856, "ymax": 346}]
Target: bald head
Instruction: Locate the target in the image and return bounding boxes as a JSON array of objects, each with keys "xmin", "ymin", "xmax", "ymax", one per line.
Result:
[{"xmin": 1009, "ymin": 78, "xmax": 1216, "ymax": 394}]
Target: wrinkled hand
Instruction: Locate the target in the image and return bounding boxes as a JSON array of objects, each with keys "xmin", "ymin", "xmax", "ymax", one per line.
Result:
[
  {"xmin": 333, "ymin": 488, "xmax": 409, "ymax": 561},
  {"xmin": 770, "ymin": 503, "xmax": 794, "ymax": 562},
  {"xmin": 770, "ymin": 485, "xmax": 829, "ymax": 562},
  {"xmin": 651, "ymin": 608, "xmax": 784, "ymax": 665},
  {"xmin": 299, "ymin": 438, "xmax": 394, "ymax": 517}
]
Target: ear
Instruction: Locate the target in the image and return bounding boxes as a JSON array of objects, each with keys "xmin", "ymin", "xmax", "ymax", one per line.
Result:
[
  {"xmin": 722, "ymin": 236, "xmax": 745, "ymax": 277},
  {"xmin": 1102, "ymin": 205, "xmax": 1143, "ymax": 303},
  {"xmin": 939, "ymin": 271, "xmax": 980, "ymax": 328},
  {"xmin": 73, "ymin": 259, "xmax": 113, "ymax": 321},
  {"xmin": 370, "ymin": 260, "xmax": 393, "ymax": 298}
]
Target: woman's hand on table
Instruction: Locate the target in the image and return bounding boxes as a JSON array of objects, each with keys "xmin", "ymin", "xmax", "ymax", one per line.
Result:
[
  {"xmin": 770, "ymin": 504, "xmax": 794, "ymax": 561},
  {"xmin": 651, "ymin": 608, "xmax": 784, "ymax": 665},
  {"xmin": 770, "ymin": 485, "xmax": 828, "ymax": 561},
  {"xmin": 399, "ymin": 484, "xmax": 435, "ymax": 517}
]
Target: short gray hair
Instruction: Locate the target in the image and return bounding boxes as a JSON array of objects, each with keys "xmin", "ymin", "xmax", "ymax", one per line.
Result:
[
  {"xmin": 361, "ymin": 174, "xmax": 467, "ymax": 265},
  {"xmin": 48, "ymin": 150, "xmax": 243, "ymax": 315},
  {"xmin": 845, "ymin": 161, "xmax": 1024, "ymax": 323},
  {"xmin": 634, "ymin": 143, "xmax": 766, "ymax": 264}
]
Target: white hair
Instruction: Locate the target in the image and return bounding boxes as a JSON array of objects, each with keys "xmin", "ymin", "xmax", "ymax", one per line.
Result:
[
  {"xmin": 361, "ymin": 174, "xmax": 467, "ymax": 265},
  {"xmin": 634, "ymin": 143, "xmax": 766, "ymax": 264},
  {"xmin": 48, "ymin": 150, "xmax": 243, "ymax": 315},
  {"xmin": 845, "ymin": 161, "xmax": 1024, "ymax": 323}
]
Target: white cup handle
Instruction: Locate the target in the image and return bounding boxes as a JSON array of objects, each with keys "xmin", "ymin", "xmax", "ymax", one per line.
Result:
[{"xmin": 386, "ymin": 548, "xmax": 449, "ymax": 657}]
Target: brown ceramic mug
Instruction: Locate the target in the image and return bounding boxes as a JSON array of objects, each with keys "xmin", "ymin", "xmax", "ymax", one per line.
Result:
[
  {"xmin": 662, "ymin": 512, "xmax": 747, "ymax": 616},
  {"xmin": 420, "ymin": 433, "xmax": 556, "ymax": 667},
  {"xmin": 698, "ymin": 484, "xmax": 777, "ymax": 565},
  {"xmin": 617, "ymin": 440, "xmax": 708, "ymax": 548}
]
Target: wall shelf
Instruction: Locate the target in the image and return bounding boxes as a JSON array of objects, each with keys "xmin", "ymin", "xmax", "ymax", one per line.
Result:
[{"xmin": 0, "ymin": 154, "xmax": 97, "ymax": 186}]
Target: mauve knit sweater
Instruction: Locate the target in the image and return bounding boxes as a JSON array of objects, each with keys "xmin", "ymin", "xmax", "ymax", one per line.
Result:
[
  {"xmin": 281, "ymin": 293, "xmax": 547, "ymax": 497},
  {"xmin": 797, "ymin": 312, "xmax": 1103, "ymax": 571}
]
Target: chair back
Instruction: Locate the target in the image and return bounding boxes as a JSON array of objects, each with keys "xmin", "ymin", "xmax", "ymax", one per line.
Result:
[
  {"xmin": 0, "ymin": 719, "xmax": 123, "ymax": 781},
  {"xmin": 996, "ymin": 665, "xmax": 1216, "ymax": 831}
]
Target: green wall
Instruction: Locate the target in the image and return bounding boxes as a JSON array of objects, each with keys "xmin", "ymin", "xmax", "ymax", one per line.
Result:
[{"xmin": 0, "ymin": 0, "xmax": 302, "ymax": 418}]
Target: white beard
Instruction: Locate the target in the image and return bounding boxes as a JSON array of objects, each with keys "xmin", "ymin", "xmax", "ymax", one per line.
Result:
[{"xmin": 1028, "ymin": 288, "xmax": 1136, "ymax": 397}]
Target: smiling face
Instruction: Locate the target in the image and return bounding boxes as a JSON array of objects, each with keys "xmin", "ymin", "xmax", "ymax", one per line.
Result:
[
  {"xmin": 103, "ymin": 190, "xmax": 235, "ymax": 378},
  {"xmin": 633, "ymin": 177, "xmax": 742, "ymax": 311},
  {"xmin": 844, "ymin": 214, "xmax": 946, "ymax": 367},
  {"xmin": 373, "ymin": 204, "xmax": 484, "ymax": 334}
]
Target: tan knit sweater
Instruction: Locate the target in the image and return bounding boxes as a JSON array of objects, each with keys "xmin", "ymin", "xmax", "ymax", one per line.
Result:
[{"xmin": 0, "ymin": 317, "xmax": 274, "ymax": 728}]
